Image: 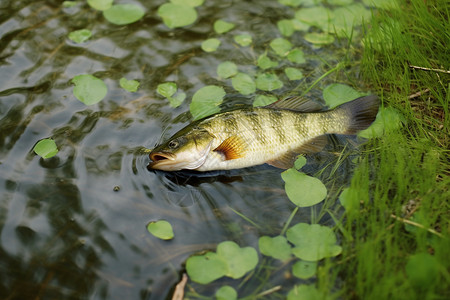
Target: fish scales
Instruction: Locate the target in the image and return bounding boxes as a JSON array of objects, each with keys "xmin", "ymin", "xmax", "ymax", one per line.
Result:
[{"xmin": 148, "ymin": 95, "xmax": 379, "ymax": 171}]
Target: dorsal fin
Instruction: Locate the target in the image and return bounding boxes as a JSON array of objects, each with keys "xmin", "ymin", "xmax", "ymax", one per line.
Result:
[
  {"xmin": 213, "ymin": 136, "xmax": 246, "ymax": 160},
  {"xmin": 265, "ymin": 96, "xmax": 324, "ymax": 112},
  {"xmin": 266, "ymin": 135, "xmax": 328, "ymax": 169}
]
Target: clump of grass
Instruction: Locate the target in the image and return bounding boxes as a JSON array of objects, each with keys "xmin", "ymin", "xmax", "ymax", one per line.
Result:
[{"xmin": 323, "ymin": 0, "xmax": 450, "ymax": 298}]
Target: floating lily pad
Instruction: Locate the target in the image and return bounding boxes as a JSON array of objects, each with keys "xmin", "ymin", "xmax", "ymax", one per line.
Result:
[
  {"xmin": 72, "ymin": 74, "xmax": 107, "ymax": 105},
  {"xmin": 292, "ymin": 260, "xmax": 317, "ymax": 279},
  {"xmin": 287, "ymin": 285, "xmax": 324, "ymax": 300},
  {"xmin": 339, "ymin": 187, "xmax": 360, "ymax": 214},
  {"xmin": 259, "ymin": 235, "xmax": 292, "ymax": 261},
  {"xmin": 253, "ymin": 95, "xmax": 277, "ymax": 107},
  {"xmin": 158, "ymin": 3, "xmax": 197, "ymax": 28},
  {"xmin": 332, "ymin": 4, "xmax": 372, "ymax": 37},
  {"xmin": 270, "ymin": 38, "xmax": 293, "ymax": 57},
  {"xmin": 68, "ymin": 29, "xmax": 92, "ymax": 43},
  {"xmin": 285, "ymin": 68, "xmax": 304, "ymax": 80},
  {"xmin": 277, "ymin": 19, "xmax": 295, "ymax": 37},
  {"xmin": 257, "ymin": 53, "xmax": 278, "ymax": 70},
  {"xmin": 186, "ymin": 252, "xmax": 228, "ymax": 284},
  {"xmin": 217, "ymin": 61, "xmax": 238, "ymax": 79},
  {"xmin": 304, "ymin": 33, "xmax": 335, "ymax": 45},
  {"xmin": 216, "ymin": 286, "xmax": 237, "ymax": 300},
  {"xmin": 190, "ymin": 85, "xmax": 226, "ymax": 120},
  {"xmin": 234, "ymin": 34, "xmax": 252, "ymax": 47},
  {"xmin": 358, "ymin": 107, "xmax": 405, "ymax": 139},
  {"xmin": 217, "ymin": 241, "xmax": 258, "ymax": 279},
  {"xmin": 287, "ymin": 223, "xmax": 342, "ymax": 261},
  {"xmin": 168, "ymin": 92, "xmax": 186, "ymax": 108},
  {"xmin": 232, "ymin": 73, "xmax": 256, "ymax": 95},
  {"xmin": 281, "ymin": 169, "xmax": 327, "ymax": 207},
  {"xmin": 171, "ymin": 0, "xmax": 205, "ymax": 7},
  {"xmin": 157, "ymin": 82, "xmax": 177, "ymax": 98},
  {"xmin": 103, "ymin": 4, "xmax": 145, "ymax": 25},
  {"xmin": 294, "ymin": 156, "xmax": 306, "ymax": 170},
  {"xmin": 119, "ymin": 78, "xmax": 139, "ymax": 92},
  {"xmin": 287, "ymin": 49, "xmax": 306, "ymax": 64},
  {"xmin": 291, "ymin": 19, "xmax": 311, "ymax": 31},
  {"xmin": 256, "ymin": 73, "xmax": 283, "ymax": 91},
  {"xmin": 201, "ymin": 38, "xmax": 221, "ymax": 52},
  {"xmin": 147, "ymin": 220, "xmax": 174, "ymax": 240},
  {"xmin": 323, "ymin": 83, "xmax": 365, "ymax": 108},
  {"xmin": 87, "ymin": 0, "xmax": 113, "ymax": 11},
  {"xmin": 214, "ymin": 20, "xmax": 235, "ymax": 34},
  {"xmin": 295, "ymin": 6, "xmax": 331, "ymax": 29},
  {"xmin": 33, "ymin": 139, "xmax": 58, "ymax": 159}
]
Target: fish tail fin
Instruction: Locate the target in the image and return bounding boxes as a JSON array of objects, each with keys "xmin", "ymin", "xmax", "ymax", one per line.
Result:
[{"xmin": 338, "ymin": 95, "xmax": 379, "ymax": 134}]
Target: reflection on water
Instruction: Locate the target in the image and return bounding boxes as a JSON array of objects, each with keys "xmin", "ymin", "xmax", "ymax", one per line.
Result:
[{"xmin": 0, "ymin": 0, "xmax": 370, "ymax": 298}]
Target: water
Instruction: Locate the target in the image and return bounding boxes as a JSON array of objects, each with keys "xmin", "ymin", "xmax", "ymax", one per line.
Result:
[{"xmin": 0, "ymin": 0, "xmax": 369, "ymax": 298}]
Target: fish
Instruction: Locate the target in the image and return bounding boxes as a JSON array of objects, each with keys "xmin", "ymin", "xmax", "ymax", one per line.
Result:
[{"xmin": 148, "ymin": 95, "xmax": 379, "ymax": 171}]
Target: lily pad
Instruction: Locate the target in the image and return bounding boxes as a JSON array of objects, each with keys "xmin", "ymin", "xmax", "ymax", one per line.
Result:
[
  {"xmin": 291, "ymin": 19, "xmax": 311, "ymax": 31},
  {"xmin": 286, "ymin": 223, "xmax": 342, "ymax": 261},
  {"xmin": 216, "ymin": 241, "xmax": 258, "ymax": 279},
  {"xmin": 217, "ymin": 61, "xmax": 238, "ymax": 79},
  {"xmin": 157, "ymin": 82, "xmax": 177, "ymax": 98},
  {"xmin": 287, "ymin": 49, "xmax": 306, "ymax": 64},
  {"xmin": 259, "ymin": 235, "xmax": 292, "ymax": 261},
  {"xmin": 257, "ymin": 53, "xmax": 278, "ymax": 70},
  {"xmin": 214, "ymin": 20, "xmax": 235, "ymax": 34},
  {"xmin": 186, "ymin": 252, "xmax": 228, "ymax": 284},
  {"xmin": 295, "ymin": 6, "xmax": 331, "ymax": 29},
  {"xmin": 256, "ymin": 73, "xmax": 283, "ymax": 91},
  {"xmin": 171, "ymin": 0, "xmax": 205, "ymax": 7},
  {"xmin": 285, "ymin": 68, "xmax": 304, "ymax": 80},
  {"xmin": 87, "ymin": 0, "xmax": 113, "ymax": 11},
  {"xmin": 216, "ymin": 286, "xmax": 237, "ymax": 300},
  {"xmin": 332, "ymin": 4, "xmax": 372, "ymax": 37},
  {"xmin": 287, "ymin": 285, "xmax": 324, "ymax": 300},
  {"xmin": 270, "ymin": 38, "xmax": 292, "ymax": 57},
  {"xmin": 190, "ymin": 85, "xmax": 226, "ymax": 120},
  {"xmin": 234, "ymin": 34, "xmax": 252, "ymax": 47},
  {"xmin": 281, "ymin": 169, "xmax": 327, "ymax": 207},
  {"xmin": 323, "ymin": 83, "xmax": 365, "ymax": 108},
  {"xmin": 304, "ymin": 33, "xmax": 335, "ymax": 45},
  {"xmin": 146, "ymin": 220, "xmax": 174, "ymax": 240},
  {"xmin": 292, "ymin": 260, "xmax": 317, "ymax": 279},
  {"xmin": 168, "ymin": 92, "xmax": 186, "ymax": 108},
  {"xmin": 277, "ymin": 19, "xmax": 295, "ymax": 37},
  {"xmin": 201, "ymin": 38, "xmax": 221, "ymax": 52},
  {"xmin": 294, "ymin": 156, "xmax": 306, "ymax": 170},
  {"xmin": 68, "ymin": 29, "xmax": 92, "ymax": 43},
  {"xmin": 33, "ymin": 139, "xmax": 58, "ymax": 159},
  {"xmin": 339, "ymin": 187, "xmax": 360, "ymax": 214},
  {"xmin": 158, "ymin": 3, "xmax": 197, "ymax": 28},
  {"xmin": 119, "ymin": 78, "xmax": 139, "ymax": 92},
  {"xmin": 103, "ymin": 4, "xmax": 145, "ymax": 25},
  {"xmin": 253, "ymin": 95, "xmax": 277, "ymax": 107},
  {"xmin": 232, "ymin": 72, "xmax": 256, "ymax": 95},
  {"xmin": 72, "ymin": 74, "xmax": 107, "ymax": 105},
  {"xmin": 358, "ymin": 107, "xmax": 405, "ymax": 139}
]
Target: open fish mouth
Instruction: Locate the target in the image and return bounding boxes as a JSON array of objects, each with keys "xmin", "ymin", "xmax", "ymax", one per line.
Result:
[{"xmin": 149, "ymin": 152, "xmax": 176, "ymax": 168}]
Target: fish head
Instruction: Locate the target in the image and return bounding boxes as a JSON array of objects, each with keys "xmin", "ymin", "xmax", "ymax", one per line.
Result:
[{"xmin": 149, "ymin": 127, "xmax": 215, "ymax": 171}]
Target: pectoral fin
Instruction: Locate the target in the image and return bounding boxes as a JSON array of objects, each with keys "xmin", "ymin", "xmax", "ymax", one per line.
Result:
[
  {"xmin": 214, "ymin": 136, "xmax": 246, "ymax": 160},
  {"xmin": 267, "ymin": 135, "xmax": 328, "ymax": 169}
]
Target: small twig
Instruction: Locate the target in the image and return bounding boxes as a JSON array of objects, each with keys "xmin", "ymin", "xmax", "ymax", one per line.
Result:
[
  {"xmin": 408, "ymin": 64, "xmax": 450, "ymax": 74},
  {"xmin": 255, "ymin": 285, "xmax": 282, "ymax": 298},
  {"xmin": 390, "ymin": 214, "xmax": 443, "ymax": 237},
  {"xmin": 407, "ymin": 88, "xmax": 431, "ymax": 99},
  {"xmin": 171, "ymin": 273, "xmax": 188, "ymax": 300}
]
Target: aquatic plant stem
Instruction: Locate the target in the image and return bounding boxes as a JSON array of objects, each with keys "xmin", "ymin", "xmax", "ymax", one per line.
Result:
[
  {"xmin": 281, "ymin": 207, "xmax": 298, "ymax": 236},
  {"xmin": 301, "ymin": 63, "xmax": 343, "ymax": 97},
  {"xmin": 228, "ymin": 206, "xmax": 262, "ymax": 229}
]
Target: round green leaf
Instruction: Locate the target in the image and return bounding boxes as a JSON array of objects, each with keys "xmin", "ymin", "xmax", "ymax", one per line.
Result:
[
  {"xmin": 216, "ymin": 241, "xmax": 258, "ymax": 279},
  {"xmin": 256, "ymin": 73, "xmax": 283, "ymax": 91},
  {"xmin": 233, "ymin": 34, "xmax": 252, "ymax": 47},
  {"xmin": 358, "ymin": 107, "xmax": 405, "ymax": 139},
  {"xmin": 119, "ymin": 78, "xmax": 139, "ymax": 92},
  {"xmin": 103, "ymin": 4, "xmax": 145, "ymax": 25},
  {"xmin": 286, "ymin": 223, "xmax": 342, "ymax": 261},
  {"xmin": 257, "ymin": 53, "xmax": 278, "ymax": 70},
  {"xmin": 168, "ymin": 92, "xmax": 186, "ymax": 108},
  {"xmin": 363, "ymin": 0, "xmax": 399, "ymax": 9},
  {"xmin": 291, "ymin": 19, "xmax": 311, "ymax": 31},
  {"xmin": 287, "ymin": 49, "xmax": 306, "ymax": 64},
  {"xmin": 72, "ymin": 74, "xmax": 107, "ymax": 105},
  {"xmin": 281, "ymin": 169, "xmax": 327, "ymax": 207},
  {"xmin": 277, "ymin": 19, "xmax": 295, "ymax": 37},
  {"xmin": 253, "ymin": 95, "xmax": 277, "ymax": 107},
  {"xmin": 217, "ymin": 61, "xmax": 238, "ymax": 79},
  {"xmin": 294, "ymin": 156, "xmax": 306, "ymax": 170},
  {"xmin": 68, "ymin": 29, "xmax": 92, "ymax": 43},
  {"xmin": 201, "ymin": 38, "xmax": 221, "ymax": 52},
  {"xmin": 186, "ymin": 252, "xmax": 228, "ymax": 284},
  {"xmin": 292, "ymin": 260, "xmax": 317, "ymax": 279},
  {"xmin": 190, "ymin": 85, "xmax": 226, "ymax": 120},
  {"xmin": 157, "ymin": 82, "xmax": 177, "ymax": 98},
  {"xmin": 323, "ymin": 83, "xmax": 365, "ymax": 108},
  {"xmin": 87, "ymin": 0, "xmax": 113, "ymax": 11},
  {"xmin": 287, "ymin": 285, "xmax": 324, "ymax": 300},
  {"xmin": 232, "ymin": 72, "xmax": 256, "ymax": 95},
  {"xmin": 33, "ymin": 139, "xmax": 58, "ymax": 159},
  {"xmin": 279, "ymin": 0, "xmax": 302, "ymax": 7},
  {"xmin": 146, "ymin": 220, "xmax": 174, "ymax": 240},
  {"xmin": 285, "ymin": 68, "xmax": 304, "ymax": 80},
  {"xmin": 339, "ymin": 187, "xmax": 360, "ymax": 214},
  {"xmin": 304, "ymin": 33, "xmax": 335, "ymax": 45},
  {"xmin": 171, "ymin": 0, "xmax": 205, "ymax": 7},
  {"xmin": 259, "ymin": 235, "xmax": 292, "ymax": 261},
  {"xmin": 157, "ymin": 3, "xmax": 197, "ymax": 28},
  {"xmin": 270, "ymin": 38, "xmax": 292, "ymax": 57},
  {"xmin": 216, "ymin": 285, "xmax": 237, "ymax": 300},
  {"xmin": 295, "ymin": 6, "xmax": 331, "ymax": 29},
  {"xmin": 214, "ymin": 20, "xmax": 235, "ymax": 34}
]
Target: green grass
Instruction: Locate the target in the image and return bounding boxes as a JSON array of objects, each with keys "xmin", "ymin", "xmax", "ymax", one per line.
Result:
[{"xmin": 320, "ymin": 0, "xmax": 450, "ymax": 299}]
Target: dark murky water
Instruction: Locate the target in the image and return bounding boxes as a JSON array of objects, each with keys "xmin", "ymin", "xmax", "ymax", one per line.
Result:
[{"xmin": 0, "ymin": 0, "xmax": 370, "ymax": 299}]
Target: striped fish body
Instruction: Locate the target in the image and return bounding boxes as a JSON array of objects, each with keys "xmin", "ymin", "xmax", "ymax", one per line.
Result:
[{"xmin": 148, "ymin": 95, "xmax": 379, "ymax": 171}]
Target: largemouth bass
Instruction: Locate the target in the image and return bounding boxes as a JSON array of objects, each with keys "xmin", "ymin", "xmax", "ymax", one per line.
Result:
[{"xmin": 148, "ymin": 95, "xmax": 379, "ymax": 171}]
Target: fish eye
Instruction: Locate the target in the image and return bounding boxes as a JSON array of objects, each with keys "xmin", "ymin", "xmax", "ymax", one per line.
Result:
[{"xmin": 168, "ymin": 140, "xmax": 179, "ymax": 149}]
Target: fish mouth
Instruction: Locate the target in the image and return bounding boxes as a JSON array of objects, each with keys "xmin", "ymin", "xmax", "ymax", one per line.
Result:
[{"xmin": 149, "ymin": 152, "xmax": 176, "ymax": 169}]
